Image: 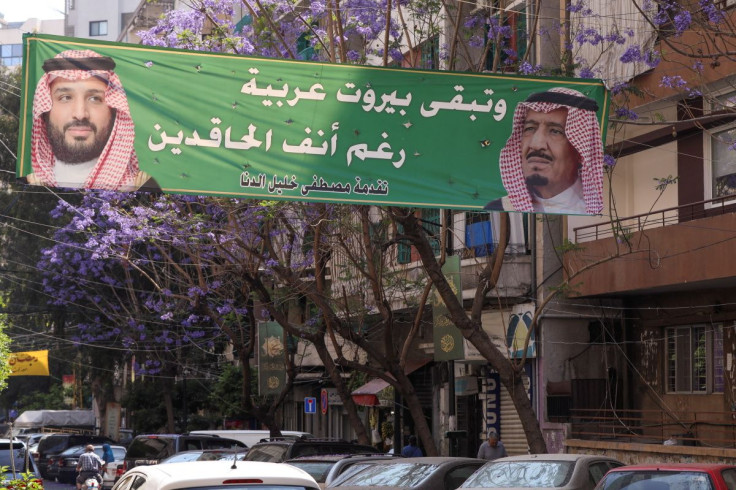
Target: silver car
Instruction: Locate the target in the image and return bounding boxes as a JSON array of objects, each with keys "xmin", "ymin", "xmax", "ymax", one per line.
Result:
[
  {"xmin": 460, "ymin": 453, "xmax": 624, "ymax": 490},
  {"xmin": 328, "ymin": 457, "xmax": 486, "ymax": 490}
]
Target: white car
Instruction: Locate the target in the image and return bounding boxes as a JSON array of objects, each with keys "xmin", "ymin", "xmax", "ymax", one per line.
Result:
[{"xmin": 111, "ymin": 460, "xmax": 319, "ymax": 490}]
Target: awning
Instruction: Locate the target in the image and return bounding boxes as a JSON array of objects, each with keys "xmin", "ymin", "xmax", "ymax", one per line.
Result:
[{"xmin": 350, "ymin": 359, "xmax": 431, "ymax": 407}]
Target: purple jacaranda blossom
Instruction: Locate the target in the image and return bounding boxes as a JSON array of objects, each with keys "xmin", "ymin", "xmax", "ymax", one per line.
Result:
[
  {"xmin": 615, "ymin": 107, "xmax": 639, "ymax": 120},
  {"xmin": 660, "ymin": 75, "xmax": 688, "ymax": 88},
  {"xmin": 673, "ymin": 10, "xmax": 692, "ymax": 35}
]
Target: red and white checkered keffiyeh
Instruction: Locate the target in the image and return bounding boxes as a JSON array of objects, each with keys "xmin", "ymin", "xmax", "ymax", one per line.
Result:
[
  {"xmin": 31, "ymin": 49, "xmax": 140, "ymax": 190},
  {"xmin": 498, "ymin": 87, "xmax": 604, "ymax": 215}
]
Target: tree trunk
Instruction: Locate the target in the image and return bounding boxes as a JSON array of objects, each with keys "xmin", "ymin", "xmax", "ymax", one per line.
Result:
[{"xmin": 395, "ymin": 209, "xmax": 548, "ymax": 454}]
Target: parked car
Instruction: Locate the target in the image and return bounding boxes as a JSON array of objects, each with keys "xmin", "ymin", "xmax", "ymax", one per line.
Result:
[
  {"xmin": 37, "ymin": 433, "xmax": 117, "ymax": 479},
  {"xmin": 328, "ymin": 457, "xmax": 485, "ymax": 490},
  {"xmin": 189, "ymin": 430, "xmax": 313, "ymax": 447},
  {"xmin": 293, "ymin": 453, "xmax": 400, "ymax": 488},
  {"xmin": 159, "ymin": 449, "xmax": 247, "ymax": 464},
  {"xmin": 286, "ymin": 454, "xmax": 396, "ymax": 489},
  {"xmin": 123, "ymin": 434, "xmax": 246, "ymax": 471},
  {"xmin": 111, "ymin": 460, "xmax": 319, "ymax": 490},
  {"xmin": 0, "ymin": 438, "xmax": 42, "ymax": 486},
  {"xmin": 460, "ymin": 453, "xmax": 625, "ymax": 490},
  {"xmin": 594, "ymin": 463, "xmax": 736, "ymax": 490},
  {"xmin": 244, "ymin": 438, "xmax": 380, "ymax": 463},
  {"xmin": 49, "ymin": 444, "xmax": 126, "ymax": 487}
]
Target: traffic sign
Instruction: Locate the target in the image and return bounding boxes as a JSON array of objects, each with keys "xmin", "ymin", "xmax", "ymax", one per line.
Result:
[
  {"xmin": 305, "ymin": 397, "xmax": 317, "ymax": 414},
  {"xmin": 320, "ymin": 388, "xmax": 328, "ymax": 415}
]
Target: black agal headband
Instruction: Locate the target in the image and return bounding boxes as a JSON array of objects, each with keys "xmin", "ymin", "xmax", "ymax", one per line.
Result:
[
  {"xmin": 525, "ymin": 91, "xmax": 599, "ymax": 112},
  {"xmin": 42, "ymin": 56, "xmax": 116, "ymax": 73}
]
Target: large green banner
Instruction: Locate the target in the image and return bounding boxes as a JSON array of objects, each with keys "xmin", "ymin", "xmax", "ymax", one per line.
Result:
[{"xmin": 18, "ymin": 34, "xmax": 609, "ymax": 214}]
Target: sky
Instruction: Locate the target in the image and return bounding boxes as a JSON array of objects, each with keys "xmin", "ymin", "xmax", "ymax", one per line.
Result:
[{"xmin": 0, "ymin": 0, "xmax": 65, "ymax": 23}]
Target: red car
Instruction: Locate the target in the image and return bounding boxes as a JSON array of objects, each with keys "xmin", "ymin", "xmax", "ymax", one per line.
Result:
[{"xmin": 595, "ymin": 463, "xmax": 736, "ymax": 490}]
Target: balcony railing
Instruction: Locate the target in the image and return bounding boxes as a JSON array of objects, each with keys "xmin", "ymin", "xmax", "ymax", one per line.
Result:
[
  {"xmin": 569, "ymin": 408, "xmax": 736, "ymax": 448},
  {"xmin": 574, "ymin": 195, "xmax": 736, "ymax": 243}
]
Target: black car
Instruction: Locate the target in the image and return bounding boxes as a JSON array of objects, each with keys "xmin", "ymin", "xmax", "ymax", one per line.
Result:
[
  {"xmin": 37, "ymin": 433, "xmax": 116, "ymax": 479},
  {"xmin": 123, "ymin": 434, "xmax": 246, "ymax": 471},
  {"xmin": 50, "ymin": 443, "xmax": 126, "ymax": 484},
  {"xmin": 243, "ymin": 437, "xmax": 380, "ymax": 463}
]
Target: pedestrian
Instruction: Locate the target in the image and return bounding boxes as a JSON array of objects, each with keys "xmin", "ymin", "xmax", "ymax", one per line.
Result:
[
  {"xmin": 401, "ymin": 435, "xmax": 423, "ymax": 457},
  {"xmin": 76, "ymin": 444, "xmax": 105, "ymax": 490},
  {"xmin": 477, "ymin": 430, "xmax": 508, "ymax": 460}
]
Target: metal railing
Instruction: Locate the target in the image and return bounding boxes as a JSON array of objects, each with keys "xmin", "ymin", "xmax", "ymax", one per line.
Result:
[
  {"xmin": 568, "ymin": 408, "xmax": 736, "ymax": 448},
  {"xmin": 574, "ymin": 195, "xmax": 736, "ymax": 242}
]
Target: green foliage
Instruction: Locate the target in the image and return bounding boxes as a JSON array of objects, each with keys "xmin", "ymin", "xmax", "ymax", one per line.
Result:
[
  {"xmin": 122, "ymin": 380, "xmax": 170, "ymax": 434},
  {"xmin": 654, "ymin": 175, "xmax": 679, "ymax": 192},
  {"xmin": 209, "ymin": 364, "xmax": 251, "ymax": 421},
  {"xmin": 15, "ymin": 383, "xmax": 68, "ymax": 410},
  {"xmin": 0, "ymin": 467, "xmax": 43, "ymax": 490},
  {"xmin": 555, "ymin": 239, "xmax": 584, "ymax": 255}
]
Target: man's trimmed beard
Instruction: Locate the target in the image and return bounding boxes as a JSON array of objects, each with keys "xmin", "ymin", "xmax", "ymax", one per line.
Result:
[
  {"xmin": 44, "ymin": 109, "xmax": 115, "ymax": 164},
  {"xmin": 526, "ymin": 174, "xmax": 549, "ymax": 187}
]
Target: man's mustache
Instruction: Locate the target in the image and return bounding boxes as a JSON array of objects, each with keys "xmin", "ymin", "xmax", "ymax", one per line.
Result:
[
  {"xmin": 525, "ymin": 150, "xmax": 552, "ymax": 162},
  {"xmin": 64, "ymin": 120, "xmax": 97, "ymax": 132}
]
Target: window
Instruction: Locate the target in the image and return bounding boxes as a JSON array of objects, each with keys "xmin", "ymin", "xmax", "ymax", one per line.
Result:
[
  {"xmin": 465, "ymin": 212, "xmax": 494, "ymax": 258},
  {"xmin": 666, "ymin": 324, "xmax": 724, "ymax": 393},
  {"xmin": 396, "ymin": 209, "xmax": 441, "ymax": 264},
  {"xmin": 89, "ymin": 21, "xmax": 108, "ymax": 37},
  {"xmin": 705, "ymin": 91, "xmax": 736, "ymax": 202},
  {"xmin": 484, "ymin": 0, "xmax": 528, "ymax": 72},
  {"xmin": 0, "ymin": 44, "xmax": 22, "ymax": 67}
]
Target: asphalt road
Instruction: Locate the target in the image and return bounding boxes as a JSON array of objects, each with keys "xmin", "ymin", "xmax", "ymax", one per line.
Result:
[{"xmin": 45, "ymin": 479, "xmax": 77, "ymax": 490}]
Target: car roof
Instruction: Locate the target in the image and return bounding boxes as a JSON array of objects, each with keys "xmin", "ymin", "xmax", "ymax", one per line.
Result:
[
  {"xmin": 607, "ymin": 463, "xmax": 736, "ymax": 471},
  {"xmin": 492, "ymin": 453, "xmax": 621, "ymax": 463},
  {"xmin": 362, "ymin": 456, "xmax": 482, "ymax": 464},
  {"xmin": 120, "ymin": 460, "xmax": 319, "ymax": 488},
  {"xmin": 286, "ymin": 453, "xmax": 389, "ymax": 462}
]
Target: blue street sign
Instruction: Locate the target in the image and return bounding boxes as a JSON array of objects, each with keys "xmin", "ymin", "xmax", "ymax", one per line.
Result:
[{"xmin": 305, "ymin": 397, "xmax": 317, "ymax": 414}]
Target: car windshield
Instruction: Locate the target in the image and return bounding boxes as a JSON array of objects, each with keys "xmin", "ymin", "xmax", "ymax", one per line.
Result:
[
  {"xmin": 59, "ymin": 446, "xmax": 85, "ymax": 457},
  {"xmin": 126, "ymin": 437, "xmax": 176, "ymax": 459},
  {"xmin": 329, "ymin": 462, "xmax": 379, "ymax": 487},
  {"xmin": 598, "ymin": 471, "xmax": 714, "ymax": 490},
  {"xmin": 286, "ymin": 461, "xmax": 336, "ymax": 482},
  {"xmin": 0, "ymin": 446, "xmax": 36, "ymax": 474},
  {"xmin": 462, "ymin": 461, "xmax": 575, "ymax": 488},
  {"xmin": 335, "ymin": 462, "xmax": 438, "ymax": 487}
]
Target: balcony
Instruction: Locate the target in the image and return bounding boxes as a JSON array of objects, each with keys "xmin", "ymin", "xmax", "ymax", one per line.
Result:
[
  {"xmin": 568, "ymin": 408, "xmax": 736, "ymax": 448},
  {"xmin": 565, "ymin": 197, "xmax": 736, "ymax": 297}
]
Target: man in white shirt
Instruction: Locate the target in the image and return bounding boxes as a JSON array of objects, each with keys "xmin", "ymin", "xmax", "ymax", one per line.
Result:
[{"xmin": 485, "ymin": 87, "xmax": 604, "ymax": 215}]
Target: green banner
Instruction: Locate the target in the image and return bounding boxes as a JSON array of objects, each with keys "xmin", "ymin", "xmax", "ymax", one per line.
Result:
[
  {"xmin": 433, "ymin": 255, "xmax": 464, "ymax": 361},
  {"xmin": 18, "ymin": 34, "xmax": 609, "ymax": 212},
  {"xmin": 258, "ymin": 321, "xmax": 286, "ymax": 396}
]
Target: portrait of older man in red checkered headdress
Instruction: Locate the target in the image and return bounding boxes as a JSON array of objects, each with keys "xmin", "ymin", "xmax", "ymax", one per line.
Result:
[
  {"xmin": 24, "ymin": 49, "xmax": 158, "ymax": 191},
  {"xmin": 485, "ymin": 87, "xmax": 604, "ymax": 215}
]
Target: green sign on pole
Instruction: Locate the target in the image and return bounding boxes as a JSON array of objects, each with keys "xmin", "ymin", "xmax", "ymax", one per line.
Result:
[
  {"xmin": 18, "ymin": 34, "xmax": 609, "ymax": 213},
  {"xmin": 433, "ymin": 255, "xmax": 464, "ymax": 361},
  {"xmin": 258, "ymin": 321, "xmax": 285, "ymax": 396}
]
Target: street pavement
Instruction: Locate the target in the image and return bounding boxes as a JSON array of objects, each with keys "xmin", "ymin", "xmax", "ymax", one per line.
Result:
[{"xmin": 45, "ymin": 479, "xmax": 77, "ymax": 490}]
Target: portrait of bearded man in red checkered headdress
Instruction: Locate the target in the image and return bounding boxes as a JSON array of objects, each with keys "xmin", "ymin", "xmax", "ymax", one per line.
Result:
[
  {"xmin": 24, "ymin": 49, "xmax": 158, "ymax": 191},
  {"xmin": 485, "ymin": 87, "xmax": 604, "ymax": 215}
]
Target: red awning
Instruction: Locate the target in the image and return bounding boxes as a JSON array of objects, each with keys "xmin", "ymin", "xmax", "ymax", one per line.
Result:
[{"xmin": 350, "ymin": 359, "xmax": 431, "ymax": 406}]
